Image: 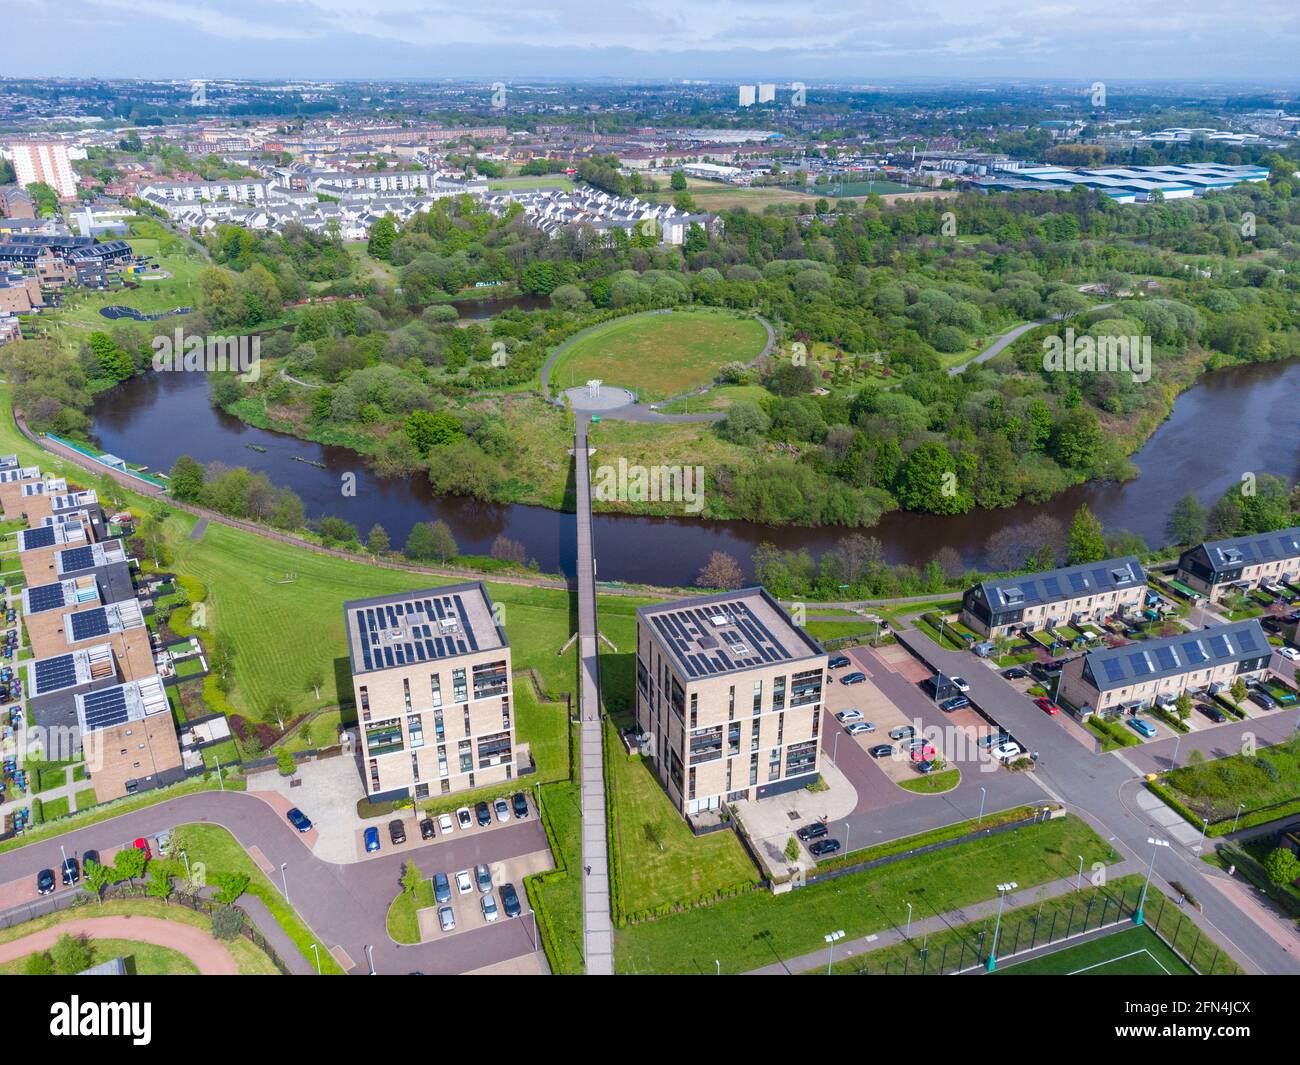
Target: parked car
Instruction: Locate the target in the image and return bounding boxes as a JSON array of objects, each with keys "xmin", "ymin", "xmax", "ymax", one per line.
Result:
[
  {"xmin": 36, "ymin": 868, "xmax": 55, "ymax": 895},
  {"xmin": 437, "ymin": 905, "xmax": 456, "ymax": 933},
  {"xmin": 1196, "ymin": 703, "xmax": 1227, "ymax": 724},
  {"xmin": 438, "ymin": 813, "xmax": 455, "ymax": 834},
  {"xmin": 828, "ymin": 655, "xmax": 851, "ymax": 669},
  {"xmin": 809, "ymin": 839, "xmax": 841, "ymax": 858},
  {"xmin": 60, "ymin": 857, "xmax": 79, "ymax": 886},
  {"xmin": 455, "ymin": 807, "xmax": 472, "ymax": 830},
  {"xmin": 868, "ymin": 744, "xmax": 895, "ymax": 759},
  {"xmin": 501, "ymin": 882, "xmax": 522, "ymax": 918},
  {"xmin": 155, "ymin": 830, "xmax": 174, "ymax": 857},
  {"xmin": 433, "ymin": 872, "xmax": 451, "ymax": 904},
  {"xmin": 949, "ymin": 676, "xmax": 970, "ymax": 692},
  {"xmin": 978, "ymin": 731, "xmax": 1012, "ymax": 750},
  {"xmin": 132, "ymin": 837, "xmax": 151, "ymax": 860},
  {"xmin": 889, "ymin": 725, "xmax": 915, "ymax": 741},
  {"xmin": 939, "ymin": 695, "xmax": 970, "ymax": 712},
  {"xmin": 475, "ymin": 801, "xmax": 492, "ymax": 827},
  {"xmin": 419, "ymin": 818, "xmax": 435, "ymax": 840},
  {"xmin": 845, "ymin": 721, "xmax": 875, "ymax": 736},
  {"xmin": 796, "ymin": 822, "xmax": 828, "ymax": 841},
  {"xmin": 493, "ymin": 797, "xmax": 511, "ymax": 823},
  {"xmin": 1001, "ymin": 667, "xmax": 1029, "ymax": 680},
  {"xmin": 1277, "ymin": 646, "xmax": 1299, "ymax": 661},
  {"xmin": 512, "ymin": 792, "xmax": 529, "ymax": 819},
  {"xmin": 1248, "ymin": 691, "xmax": 1277, "ymax": 710},
  {"xmin": 481, "ymin": 893, "xmax": 500, "ymax": 923},
  {"xmin": 835, "ymin": 709, "xmax": 864, "ymax": 723},
  {"xmin": 906, "ymin": 737, "xmax": 930, "ymax": 750},
  {"xmin": 388, "ymin": 819, "xmax": 407, "ymax": 845},
  {"xmin": 82, "ymin": 849, "xmax": 100, "ymax": 870},
  {"xmin": 991, "ymin": 742, "xmax": 1023, "ymax": 761},
  {"xmin": 363, "ymin": 827, "xmax": 380, "ymax": 853},
  {"xmin": 286, "ymin": 807, "xmax": 312, "ymax": 833},
  {"xmin": 915, "ymin": 760, "xmax": 939, "ymax": 774},
  {"xmin": 840, "ymin": 672, "xmax": 867, "ymax": 685},
  {"xmin": 1127, "ymin": 717, "xmax": 1158, "ymax": 739},
  {"xmin": 1035, "ymin": 697, "xmax": 1061, "ymax": 716},
  {"xmin": 475, "ymin": 863, "xmax": 492, "ymax": 893},
  {"xmin": 455, "ymin": 870, "xmax": 473, "ymax": 895}
]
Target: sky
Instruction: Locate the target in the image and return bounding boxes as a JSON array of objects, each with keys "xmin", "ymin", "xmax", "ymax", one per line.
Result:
[{"xmin": 5, "ymin": 0, "xmax": 1300, "ymax": 83}]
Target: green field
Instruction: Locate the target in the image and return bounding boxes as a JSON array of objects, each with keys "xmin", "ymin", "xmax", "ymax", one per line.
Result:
[
  {"xmin": 548, "ymin": 310, "xmax": 769, "ymax": 401},
  {"xmin": 0, "ymin": 937, "xmax": 201, "ymax": 976},
  {"xmin": 997, "ymin": 925, "xmax": 1194, "ymax": 976},
  {"xmin": 1162, "ymin": 734, "xmax": 1300, "ymax": 821},
  {"xmin": 817, "ymin": 179, "xmax": 912, "ymax": 197}
]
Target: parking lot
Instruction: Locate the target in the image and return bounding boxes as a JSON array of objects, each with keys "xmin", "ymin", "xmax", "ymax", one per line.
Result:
[
  {"xmin": 414, "ymin": 849, "xmax": 549, "ymax": 942},
  {"xmin": 353, "ymin": 792, "xmax": 534, "ymax": 861}
]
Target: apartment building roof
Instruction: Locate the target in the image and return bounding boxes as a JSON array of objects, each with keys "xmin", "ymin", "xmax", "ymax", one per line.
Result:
[
  {"xmin": 344, "ymin": 581, "xmax": 506, "ymax": 676},
  {"xmin": 1180, "ymin": 527, "xmax": 1300, "ymax": 575},
  {"xmin": 0, "ymin": 466, "xmax": 41, "ymax": 483},
  {"xmin": 970, "ymin": 556, "xmax": 1146, "ymax": 612},
  {"xmin": 56, "ymin": 540, "xmax": 127, "ymax": 577},
  {"xmin": 76, "ymin": 674, "xmax": 170, "ymax": 734},
  {"xmin": 30, "ymin": 643, "xmax": 116, "ymax": 697},
  {"xmin": 637, "ymin": 587, "xmax": 823, "ymax": 680},
  {"xmin": 1080, "ymin": 619, "xmax": 1269, "ymax": 692},
  {"xmin": 18, "ymin": 521, "xmax": 87, "ymax": 552},
  {"xmin": 63, "ymin": 598, "xmax": 145, "ymax": 644},
  {"xmin": 22, "ymin": 576, "xmax": 100, "ymax": 616}
]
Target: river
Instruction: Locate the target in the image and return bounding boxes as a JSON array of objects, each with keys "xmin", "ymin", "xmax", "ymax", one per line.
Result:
[{"xmin": 88, "ymin": 358, "xmax": 1300, "ymax": 586}]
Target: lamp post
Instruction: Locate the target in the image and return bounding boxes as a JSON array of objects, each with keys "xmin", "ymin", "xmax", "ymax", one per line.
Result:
[
  {"xmin": 1195, "ymin": 817, "xmax": 1209, "ymax": 854},
  {"xmin": 1076, "ymin": 855, "xmax": 1085, "ymax": 891},
  {"xmin": 905, "ymin": 901, "xmax": 912, "ymax": 938},
  {"xmin": 365, "ymin": 944, "xmax": 376, "ymax": 975},
  {"xmin": 824, "ymin": 929, "xmax": 846, "ymax": 975},
  {"xmin": 1231, "ymin": 802, "xmax": 1245, "ymax": 834},
  {"xmin": 977, "ymin": 786, "xmax": 987, "ymax": 826},
  {"xmin": 1135, "ymin": 838, "xmax": 1169, "ymax": 926},
  {"xmin": 715, "ymin": 959, "xmax": 720, "ymax": 976},
  {"xmin": 310, "ymin": 943, "xmax": 321, "ymax": 974},
  {"xmin": 986, "ymin": 881, "xmax": 1018, "ymax": 972},
  {"xmin": 1170, "ymin": 729, "xmax": 1181, "ymax": 770},
  {"xmin": 280, "ymin": 862, "xmax": 289, "ymax": 904}
]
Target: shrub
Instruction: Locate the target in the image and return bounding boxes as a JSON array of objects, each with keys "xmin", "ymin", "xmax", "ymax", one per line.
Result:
[{"xmin": 211, "ymin": 905, "xmax": 245, "ymax": 940}]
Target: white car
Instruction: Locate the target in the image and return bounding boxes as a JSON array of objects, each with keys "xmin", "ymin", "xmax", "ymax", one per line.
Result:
[
  {"xmin": 1277, "ymin": 646, "xmax": 1300, "ymax": 661},
  {"xmin": 991, "ymin": 742, "xmax": 1023, "ymax": 762},
  {"xmin": 845, "ymin": 722, "xmax": 875, "ymax": 736},
  {"xmin": 835, "ymin": 709, "xmax": 864, "ymax": 724},
  {"xmin": 455, "ymin": 869, "xmax": 474, "ymax": 896},
  {"xmin": 480, "ymin": 893, "xmax": 500, "ymax": 923},
  {"xmin": 455, "ymin": 806, "xmax": 472, "ymax": 830},
  {"xmin": 493, "ymin": 797, "xmax": 511, "ymax": 823},
  {"xmin": 438, "ymin": 812, "xmax": 455, "ymax": 834},
  {"xmin": 950, "ymin": 676, "xmax": 971, "ymax": 693}
]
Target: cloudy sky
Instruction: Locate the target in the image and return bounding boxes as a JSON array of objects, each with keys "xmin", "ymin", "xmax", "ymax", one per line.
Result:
[{"xmin": 6, "ymin": 0, "xmax": 1300, "ymax": 82}]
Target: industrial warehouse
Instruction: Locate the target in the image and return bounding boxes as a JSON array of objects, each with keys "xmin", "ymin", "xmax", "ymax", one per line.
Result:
[{"xmin": 972, "ymin": 162, "xmax": 1270, "ymax": 202}]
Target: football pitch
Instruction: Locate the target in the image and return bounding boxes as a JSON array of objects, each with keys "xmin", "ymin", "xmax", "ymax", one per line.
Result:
[{"xmin": 995, "ymin": 926, "xmax": 1195, "ymax": 976}]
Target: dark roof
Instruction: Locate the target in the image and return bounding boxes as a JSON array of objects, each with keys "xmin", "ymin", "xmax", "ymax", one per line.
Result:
[
  {"xmin": 344, "ymin": 582, "xmax": 506, "ymax": 676},
  {"xmin": 1081, "ymin": 619, "xmax": 1269, "ymax": 692},
  {"xmin": 1182, "ymin": 527, "xmax": 1300, "ymax": 575},
  {"xmin": 971, "ymin": 556, "xmax": 1146, "ymax": 612}
]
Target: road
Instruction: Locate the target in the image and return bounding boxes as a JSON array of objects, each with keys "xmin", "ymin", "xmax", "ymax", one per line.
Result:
[
  {"xmin": 893, "ymin": 625, "xmax": 1300, "ymax": 975},
  {"xmin": 0, "ymin": 792, "xmax": 548, "ymax": 975}
]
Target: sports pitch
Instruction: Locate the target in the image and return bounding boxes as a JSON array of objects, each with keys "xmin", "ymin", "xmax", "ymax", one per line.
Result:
[{"xmin": 995, "ymin": 925, "xmax": 1194, "ymax": 976}]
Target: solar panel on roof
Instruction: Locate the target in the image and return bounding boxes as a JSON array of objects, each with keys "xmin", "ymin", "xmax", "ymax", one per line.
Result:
[
  {"xmin": 25, "ymin": 583, "xmax": 66, "ymax": 614},
  {"xmin": 1209, "ymin": 634, "xmax": 1231, "ymax": 657},
  {"xmin": 1154, "ymin": 646, "xmax": 1179, "ymax": 671},
  {"xmin": 1235, "ymin": 628, "xmax": 1259, "ymax": 653},
  {"xmin": 82, "ymin": 686, "xmax": 129, "ymax": 730},
  {"xmin": 1068, "ymin": 572, "xmax": 1089, "ymax": 594},
  {"xmin": 1181, "ymin": 640, "xmax": 1207, "ymax": 665},
  {"xmin": 1102, "ymin": 658, "xmax": 1125, "ymax": 683},
  {"xmin": 70, "ymin": 609, "xmax": 110, "ymax": 642},
  {"xmin": 1128, "ymin": 652, "xmax": 1152, "ymax": 675},
  {"xmin": 21, "ymin": 526, "xmax": 55, "ymax": 550},
  {"xmin": 1042, "ymin": 577, "xmax": 1063, "ymax": 599},
  {"xmin": 34, "ymin": 654, "xmax": 78, "ymax": 692}
]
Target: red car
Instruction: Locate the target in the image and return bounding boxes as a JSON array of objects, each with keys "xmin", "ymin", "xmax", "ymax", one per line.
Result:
[
  {"xmin": 132, "ymin": 837, "xmax": 151, "ymax": 859},
  {"xmin": 1035, "ymin": 697, "xmax": 1061, "ymax": 716}
]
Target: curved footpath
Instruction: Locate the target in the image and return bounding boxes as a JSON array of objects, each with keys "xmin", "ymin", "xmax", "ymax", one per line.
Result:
[
  {"xmin": 0, "ymin": 791, "xmax": 545, "ymax": 975},
  {"xmin": 0, "ymin": 915, "xmax": 238, "ymax": 975}
]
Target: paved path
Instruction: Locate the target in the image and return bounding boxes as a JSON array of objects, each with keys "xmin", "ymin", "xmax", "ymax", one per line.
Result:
[
  {"xmin": 893, "ymin": 624, "xmax": 1300, "ymax": 975},
  {"xmin": 574, "ymin": 422, "xmax": 614, "ymax": 975},
  {"xmin": 945, "ymin": 305, "xmax": 1111, "ymax": 377},
  {"xmin": 0, "ymin": 915, "xmax": 238, "ymax": 974}
]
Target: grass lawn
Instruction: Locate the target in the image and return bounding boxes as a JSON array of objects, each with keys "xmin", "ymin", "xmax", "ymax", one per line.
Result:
[
  {"xmin": 526, "ymin": 778, "xmax": 584, "ymax": 974},
  {"xmin": 39, "ymin": 796, "xmax": 69, "ymax": 820},
  {"xmin": 73, "ymin": 787, "xmax": 97, "ymax": 810},
  {"xmin": 1162, "ymin": 735, "xmax": 1300, "ymax": 821},
  {"xmin": 616, "ymin": 813, "xmax": 1115, "ymax": 974},
  {"xmin": 0, "ymin": 936, "xmax": 201, "ymax": 976},
  {"xmin": 898, "ymin": 768, "xmax": 960, "ymax": 794},
  {"xmin": 996, "ymin": 923, "xmax": 1194, "ymax": 976},
  {"xmin": 386, "ymin": 878, "xmax": 436, "ymax": 944},
  {"xmin": 547, "ymin": 310, "xmax": 769, "ymax": 402}
]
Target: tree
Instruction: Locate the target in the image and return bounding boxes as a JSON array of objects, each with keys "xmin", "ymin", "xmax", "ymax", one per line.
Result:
[
  {"xmin": 84, "ymin": 858, "xmax": 112, "ymax": 903},
  {"xmin": 670, "ymin": 170, "xmax": 687, "ymax": 191},
  {"xmin": 696, "ymin": 551, "xmax": 744, "ymax": 590},
  {"xmin": 211, "ymin": 905, "xmax": 245, "ymax": 940},
  {"xmin": 401, "ymin": 860, "xmax": 423, "ymax": 897},
  {"xmin": 1230, "ymin": 677, "xmax": 1248, "ymax": 704},
  {"xmin": 305, "ymin": 663, "xmax": 324, "ymax": 701},
  {"xmin": 1263, "ymin": 847, "xmax": 1300, "ymax": 887},
  {"xmin": 213, "ymin": 872, "xmax": 250, "ymax": 905},
  {"xmin": 784, "ymin": 836, "xmax": 800, "ymax": 863},
  {"xmin": 426, "ymin": 520, "xmax": 457, "ymax": 561},
  {"xmin": 366, "ymin": 523, "xmax": 390, "ymax": 557},
  {"xmin": 1166, "ymin": 494, "xmax": 1207, "ymax": 547},
  {"xmin": 1066, "ymin": 505, "xmax": 1107, "ymax": 564},
  {"xmin": 367, "ymin": 214, "xmax": 398, "ymax": 260},
  {"xmin": 113, "ymin": 845, "xmax": 147, "ymax": 884},
  {"xmin": 490, "ymin": 535, "xmax": 527, "ymax": 566},
  {"xmin": 168, "ymin": 455, "xmax": 206, "ymax": 502},
  {"xmin": 276, "ymin": 748, "xmax": 296, "ymax": 776},
  {"xmin": 24, "ymin": 952, "xmax": 55, "ymax": 975},
  {"xmin": 405, "ymin": 410, "xmax": 463, "ymax": 455},
  {"xmin": 1173, "ymin": 691, "xmax": 1192, "ymax": 723},
  {"xmin": 50, "ymin": 933, "xmax": 94, "ymax": 975},
  {"xmin": 146, "ymin": 866, "xmax": 173, "ymax": 901}
]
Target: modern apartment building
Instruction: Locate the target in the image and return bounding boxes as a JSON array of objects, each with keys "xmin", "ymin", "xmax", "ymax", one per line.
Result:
[
  {"xmin": 344, "ymin": 583, "xmax": 514, "ymax": 802},
  {"xmin": 1058, "ymin": 619, "xmax": 1272, "ymax": 716},
  {"xmin": 634, "ymin": 588, "xmax": 827, "ymax": 818},
  {"xmin": 18, "ymin": 520, "xmax": 89, "ymax": 585},
  {"xmin": 6, "ymin": 141, "xmax": 78, "ymax": 200},
  {"xmin": 0, "ymin": 464, "xmax": 43, "ymax": 517},
  {"xmin": 1175, "ymin": 527, "xmax": 1300, "ymax": 602},
  {"xmin": 960, "ymin": 556, "xmax": 1147, "ymax": 639}
]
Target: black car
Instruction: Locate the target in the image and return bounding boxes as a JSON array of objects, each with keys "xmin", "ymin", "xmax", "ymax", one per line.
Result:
[
  {"xmin": 809, "ymin": 839, "xmax": 841, "ymax": 858},
  {"xmin": 796, "ymin": 822, "xmax": 828, "ymax": 841},
  {"xmin": 61, "ymin": 857, "xmax": 79, "ymax": 886},
  {"xmin": 868, "ymin": 743, "xmax": 895, "ymax": 759},
  {"xmin": 475, "ymin": 801, "xmax": 492, "ymax": 827},
  {"xmin": 828, "ymin": 654, "xmax": 851, "ymax": 669},
  {"xmin": 388, "ymin": 819, "xmax": 407, "ymax": 845},
  {"xmin": 1001, "ymin": 667, "xmax": 1028, "ymax": 680},
  {"xmin": 512, "ymin": 792, "xmax": 529, "ymax": 819},
  {"xmin": 419, "ymin": 818, "xmax": 435, "ymax": 840},
  {"xmin": 501, "ymin": 882, "xmax": 522, "ymax": 918},
  {"xmin": 1248, "ymin": 691, "xmax": 1277, "ymax": 710},
  {"xmin": 36, "ymin": 868, "xmax": 55, "ymax": 895},
  {"xmin": 82, "ymin": 849, "xmax": 100, "ymax": 870},
  {"xmin": 1196, "ymin": 703, "xmax": 1227, "ymax": 723},
  {"xmin": 940, "ymin": 695, "xmax": 970, "ymax": 712}
]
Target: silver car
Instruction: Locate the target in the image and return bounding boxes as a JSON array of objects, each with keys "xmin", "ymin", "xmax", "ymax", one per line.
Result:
[
  {"xmin": 475, "ymin": 863, "xmax": 492, "ymax": 893},
  {"xmin": 480, "ymin": 893, "xmax": 500, "ymax": 923},
  {"xmin": 437, "ymin": 905, "xmax": 456, "ymax": 932},
  {"xmin": 493, "ymin": 797, "xmax": 511, "ymax": 823}
]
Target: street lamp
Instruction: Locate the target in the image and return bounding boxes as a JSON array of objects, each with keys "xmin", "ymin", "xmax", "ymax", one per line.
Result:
[
  {"xmin": 715, "ymin": 959, "xmax": 720, "ymax": 976},
  {"xmin": 985, "ymin": 881, "xmax": 1018, "ymax": 972},
  {"xmin": 310, "ymin": 943, "xmax": 321, "ymax": 974},
  {"xmin": 1076, "ymin": 855, "xmax": 1085, "ymax": 891},
  {"xmin": 1170, "ymin": 730, "xmax": 1181, "ymax": 770},
  {"xmin": 824, "ymin": 929, "xmax": 846, "ymax": 975},
  {"xmin": 977, "ymin": 786, "xmax": 987, "ymax": 826},
  {"xmin": 1135, "ymin": 838, "xmax": 1170, "ymax": 926},
  {"xmin": 1231, "ymin": 802, "xmax": 1245, "ymax": 833},
  {"xmin": 280, "ymin": 862, "xmax": 289, "ymax": 904},
  {"xmin": 905, "ymin": 901, "xmax": 912, "ymax": 938},
  {"xmin": 365, "ymin": 943, "xmax": 376, "ymax": 975},
  {"xmin": 1195, "ymin": 817, "xmax": 1209, "ymax": 854}
]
